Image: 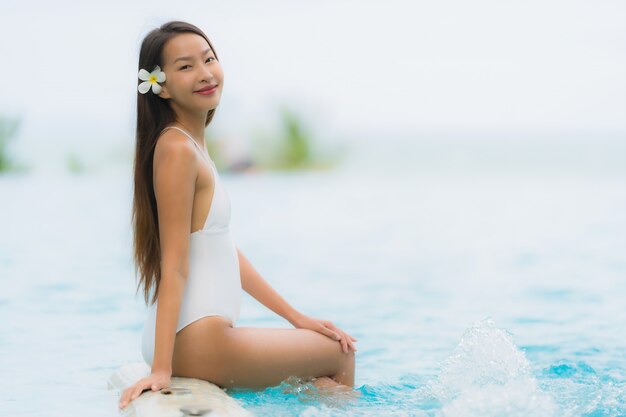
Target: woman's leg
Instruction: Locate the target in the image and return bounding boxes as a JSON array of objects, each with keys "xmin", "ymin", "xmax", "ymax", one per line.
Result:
[{"xmin": 171, "ymin": 316, "xmax": 355, "ymax": 389}]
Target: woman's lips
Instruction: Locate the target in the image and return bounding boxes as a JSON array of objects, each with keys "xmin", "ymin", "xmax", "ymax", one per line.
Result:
[{"xmin": 194, "ymin": 85, "xmax": 218, "ymax": 95}]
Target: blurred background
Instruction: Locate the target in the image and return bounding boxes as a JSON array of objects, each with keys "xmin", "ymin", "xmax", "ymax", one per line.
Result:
[
  {"xmin": 1, "ymin": 1, "xmax": 625, "ymax": 416},
  {"xmin": 2, "ymin": 0, "xmax": 625, "ymax": 175}
]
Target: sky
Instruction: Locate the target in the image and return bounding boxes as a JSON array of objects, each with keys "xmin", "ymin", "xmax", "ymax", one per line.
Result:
[{"xmin": 0, "ymin": 0, "xmax": 624, "ymax": 169}]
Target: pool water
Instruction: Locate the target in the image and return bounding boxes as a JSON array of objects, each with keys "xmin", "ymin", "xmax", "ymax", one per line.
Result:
[{"xmin": 1, "ymin": 160, "xmax": 624, "ymax": 416}]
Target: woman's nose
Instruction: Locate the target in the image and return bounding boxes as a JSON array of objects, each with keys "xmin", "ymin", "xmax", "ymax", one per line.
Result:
[{"xmin": 199, "ymin": 63, "xmax": 214, "ymax": 80}]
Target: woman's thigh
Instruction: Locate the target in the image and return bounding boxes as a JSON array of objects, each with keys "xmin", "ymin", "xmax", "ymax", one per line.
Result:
[{"xmin": 172, "ymin": 316, "xmax": 354, "ymax": 389}]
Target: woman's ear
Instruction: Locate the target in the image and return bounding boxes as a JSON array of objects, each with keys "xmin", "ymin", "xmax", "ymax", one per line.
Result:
[{"xmin": 158, "ymin": 85, "xmax": 171, "ymax": 100}]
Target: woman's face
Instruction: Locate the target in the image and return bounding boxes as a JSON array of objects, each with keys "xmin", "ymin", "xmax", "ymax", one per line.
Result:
[{"xmin": 158, "ymin": 33, "xmax": 224, "ymax": 112}]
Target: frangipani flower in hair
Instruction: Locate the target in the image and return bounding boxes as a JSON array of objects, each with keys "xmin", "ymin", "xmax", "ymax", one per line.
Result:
[{"xmin": 138, "ymin": 65, "xmax": 166, "ymax": 94}]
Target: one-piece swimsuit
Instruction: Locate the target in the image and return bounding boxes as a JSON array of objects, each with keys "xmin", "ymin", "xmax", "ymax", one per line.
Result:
[{"xmin": 141, "ymin": 126, "xmax": 242, "ymax": 367}]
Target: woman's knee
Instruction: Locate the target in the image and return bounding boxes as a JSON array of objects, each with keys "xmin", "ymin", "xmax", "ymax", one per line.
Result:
[
  {"xmin": 332, "ymin": 350, "xmax": 355, "ymax": 386},
  {"xmin": 338, "ymin": 348, "xmax": 355, "ymax": 368}
]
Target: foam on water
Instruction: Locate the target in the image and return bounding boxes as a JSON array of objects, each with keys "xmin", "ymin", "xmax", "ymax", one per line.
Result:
[
  {"xmin": 425, "ymin": 318, "xmax": 557, "ymax": 417},
  {"xmin": 539, "ymin": 360, "xmax": 626, "ymax": 416},
  {"xmin": 228, "ymin": 375, "xmax": 364, "ymax": 416}
]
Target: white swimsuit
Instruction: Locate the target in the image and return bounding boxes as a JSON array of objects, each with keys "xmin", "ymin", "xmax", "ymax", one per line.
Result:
[{"xmin": 141, "ymin": 126, "xmax": 242, "ymax": 367}]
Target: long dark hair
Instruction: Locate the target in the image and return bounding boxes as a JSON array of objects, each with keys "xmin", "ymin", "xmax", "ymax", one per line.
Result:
[{"xmin": 132, "ymin": 20, "xmax": 220, "ymax": 306}]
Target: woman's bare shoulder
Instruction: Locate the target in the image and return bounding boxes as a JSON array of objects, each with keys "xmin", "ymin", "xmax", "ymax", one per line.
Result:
[{"xmin": 153, "ymin": 129, "xmax": 197, "ymax": 165}]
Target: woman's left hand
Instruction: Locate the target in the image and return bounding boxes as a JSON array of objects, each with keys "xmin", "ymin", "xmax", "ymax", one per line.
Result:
[{"xmin": 290, "ymin": 313, "xmax": 358, "ymax": 353}]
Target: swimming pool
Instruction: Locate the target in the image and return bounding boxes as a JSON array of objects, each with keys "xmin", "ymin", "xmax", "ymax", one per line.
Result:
[{"xmin": 1, "ymin": 160, "xmax": 624, "ymax": 416}]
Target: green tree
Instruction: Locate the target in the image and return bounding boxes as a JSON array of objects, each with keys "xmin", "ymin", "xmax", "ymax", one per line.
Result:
[
  {"xmin": 0, "ymin": 114, "xmax": 21, "ymax": 172},
  {"xmin": 279, "ymin": 107, "xmax": 311, "ymax": 168}
]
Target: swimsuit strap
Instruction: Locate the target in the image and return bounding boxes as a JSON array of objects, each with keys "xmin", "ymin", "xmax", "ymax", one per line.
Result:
[{"xmin": 161, "ymin": 126, "xmax": 214, "ymax": 167}]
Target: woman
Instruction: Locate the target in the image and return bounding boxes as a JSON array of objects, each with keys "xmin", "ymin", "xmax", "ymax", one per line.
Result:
[{"xmin": 119, "ymin": 20, "xmax": 357, "ymax": 410}]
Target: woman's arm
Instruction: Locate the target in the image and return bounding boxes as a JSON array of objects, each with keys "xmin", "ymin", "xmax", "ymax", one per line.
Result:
[
  {"xmin": 119, "ymin": 134, "xmax": 198, "ymax": 410},
  {"xmin": 236, "ymin": 247, "xmax": 358, "ymax": 353},
  {"xmin": 150, "ymin": 135, "xmax": 198, "ymax": 374},
  {"xmin": 236, "ymin": 247, "xmax": 303, "ymax": 325}
]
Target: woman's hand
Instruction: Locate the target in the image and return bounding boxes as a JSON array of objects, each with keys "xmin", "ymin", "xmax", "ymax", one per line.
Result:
[
  {"xmin": 291, "ymin": 313, "xmax": 358, "ymax": 354},
  {"xmin": 118, "ymin": 369, "xmax": 171, "ymax": 410}
]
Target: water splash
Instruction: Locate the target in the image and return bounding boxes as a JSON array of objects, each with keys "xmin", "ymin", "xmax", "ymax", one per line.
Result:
[
  {"xmin": 425, "ymin": 317, "xmax": 557, "ymax": 417},
  {"xmin": 229, "ymin": 374, "xmax": 361, "ymax": 414},
  {"xmin": 540, "ymin": 360, "xmax": 626, "ymax": 416}
]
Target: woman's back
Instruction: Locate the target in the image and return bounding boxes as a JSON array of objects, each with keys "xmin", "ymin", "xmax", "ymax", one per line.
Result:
[{"xmin": 141, "ymin": 126, "xmax": 242, "ymax": 367}]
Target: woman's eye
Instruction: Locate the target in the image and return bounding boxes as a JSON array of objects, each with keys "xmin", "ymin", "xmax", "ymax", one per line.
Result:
[{"xmin": 180, "ymin": 58, "xmax": 214, "ymax": 70}]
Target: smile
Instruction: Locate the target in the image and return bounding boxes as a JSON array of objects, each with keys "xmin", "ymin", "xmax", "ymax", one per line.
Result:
[{"xmin": 194, "ymin": 85, "xmax": 218, "ymax": 95}]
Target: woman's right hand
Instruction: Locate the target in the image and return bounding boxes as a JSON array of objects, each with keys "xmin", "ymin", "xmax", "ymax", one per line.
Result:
[{"xmin": 118, "ymin": 369, "xmax": 171, "ymax": 410}]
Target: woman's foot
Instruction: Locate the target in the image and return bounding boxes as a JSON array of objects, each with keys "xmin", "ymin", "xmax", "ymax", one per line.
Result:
[{"xmin": 310, "ymin": 376, "xmax": 342, "ymax": 389}]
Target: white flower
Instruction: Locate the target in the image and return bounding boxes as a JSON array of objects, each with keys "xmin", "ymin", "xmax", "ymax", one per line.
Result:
[{"xmin": 138, "ymin": 65, "xmax": 166, "ymax": 94}]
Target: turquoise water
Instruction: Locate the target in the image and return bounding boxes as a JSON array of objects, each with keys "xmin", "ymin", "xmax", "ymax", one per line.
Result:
[{"xmin": 1, "ymin": 153, "xmax": 625, "ymax": 416}]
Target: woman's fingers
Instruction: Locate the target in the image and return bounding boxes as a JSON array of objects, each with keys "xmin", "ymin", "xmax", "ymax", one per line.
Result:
[
  {"xmin": 317, "ymin": 321, "xmax": 339, "ymax": 340},
  {"xmin": 323, "ymin": 322, "xmax": 358, "ymax": 353},
  {"xmin": 119, "ymin": 388, "xmax": 130, "ymax": 408},
  {"xmin": 323, "ymin": 321, "xmax": 342, "ymax": 337},
  {"xmin": 119, "ymin": 380, "xmax": 147, "ymax": 409},
  {"xmin": 348, "ymin": 335, "xmax": 357, "ymax": 351},
  {"xmin": 320, "ymin": 323, "xmax": 341, "ymax": 341},
  {"xmin": 120, "ymin": 386, "xmax": 133, "ymax": 407},
  {"xmin": 120, "ymin": 386, "xmax": 134, "ymax": 408},
  {"xmin": 119, "ymin": 373, "xmax": 171, "ymax": 409},
  {"xmin": 332, "ymin": 329, "xmax": 349, "ymax": 353},
  {"xmin": 339, "ymin": 331, "xmax": 355, "ymax": 352},
  {"xmin": 341, "ymin": 333, "xmax": 349, "ymax": 353},
  {"xmin": 132, "ymin": 384, "xmax": 146, "ymax": 400},
  {"xmin": 340, "ymin": 331, "xmax": 357, "ymax": 353},
  {"xmin": 345, "ymin": 332, "xmax": 358, "ymax": 348}
]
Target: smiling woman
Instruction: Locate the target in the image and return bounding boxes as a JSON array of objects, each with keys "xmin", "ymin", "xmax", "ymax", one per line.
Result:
[
  {"xmin": 118, "ymin": 20, "xmax": 358, "ymax": 412},
  {"xmin": 154, "ymin": 33, "xmax": 224, "ymax": 120}
]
